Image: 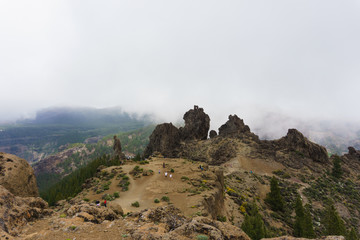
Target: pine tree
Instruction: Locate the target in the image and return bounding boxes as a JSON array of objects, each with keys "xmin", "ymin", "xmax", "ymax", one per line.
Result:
[
  {"xmin": 323, "ymin": 203, "xmax": 346, "ymax": 236},
  {"xmin": 241, "ymin": 202, "xmax": 266, "ymax": 240},
  {"xmin": 293, "ymin": 196, "xmax": 315, "ymax": 238},
  {"xmin": 303, "ymin": 204, "xmax": 315, "ymax": 238},
  {"xmin": 294, "ymin": 196, "xmax": 305, "ymax": 237},
  {"xmin": 265, "ymin": 176, "xmax": 284, "ymax": 212},
  {"xmin": 332, "ymin": 155, "xmax": 343, "ymax": 179},
  {"xmin": 347, "ymin": 227, "xmax": 358, "ymax": 240}
]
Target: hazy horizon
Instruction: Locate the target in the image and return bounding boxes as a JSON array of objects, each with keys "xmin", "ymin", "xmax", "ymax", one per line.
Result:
[{"xmin": 1, "ymin": 1, "xmax": 359, "ymax": 133}]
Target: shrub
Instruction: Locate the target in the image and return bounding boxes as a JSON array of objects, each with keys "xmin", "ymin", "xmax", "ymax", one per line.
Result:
[
  {"xmin": 154, "ymin": 198, "xmax": 160, "ymax": 203},
  {"xmin": 131, "ymin": 201, "xmax": 140, "ymax": 207},
  {"xmin": 113, "ymin": 192, "xmax": 120, "ymax": 198},
  {"xmin": 59, "ymin": 213, "xmax": 67, "ymax": 218},
  {"xmin": 181, "ymin": 176, "xmax": 189, "ymax": 181},
  {"xmin": 217, "ymin": 215, "xmax": 227, "ymax": 222},
  {"xmin": 69, "ymin": 225, "xmax": 77, "ymax": 231},
  {"xmin": 102, "ymin": 194, "xmax": 115, "ymax": 201},
  {"xmin": 83, "ymin": 198, "xmax": 90, "ymax": 202},
  {"xmin": 161, "ymin": 196, "xmax": 170, "ymax": 202},
  {"xmin": 170, "ymin": 168, "xmax": 174, "ymax": 173},
  {"xmin": 196, "ymin": 235, "xmax": 209, "ymax": 240}
]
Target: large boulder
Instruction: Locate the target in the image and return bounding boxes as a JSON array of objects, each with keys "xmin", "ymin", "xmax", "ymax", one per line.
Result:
[
  {"xmin": 0, "ymin": 152, "xmax": 39, "ymax": 197},
  {"xmin": 276, "ymin": 129, "xmax": 329, "ymax": 163},
  {"xmin": 0, "ymin": 185, "xmax": 51, "ymax": 236},
  {"xmin": 179, "ymin": 105, "xmax": 210, "ymax": 141},
  {"xmin": 143, "ymin": 123, "xmax": 181, "ymax": 158}
]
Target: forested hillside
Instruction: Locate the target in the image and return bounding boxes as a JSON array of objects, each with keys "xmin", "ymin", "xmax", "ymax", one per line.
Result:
[
  {"xmin": 35, "ymin": 125, "xmax": 155, "ymax": 193},
  {"xmin": 0, "ymin": 107, "xmax": 151, "ymax": 163}
]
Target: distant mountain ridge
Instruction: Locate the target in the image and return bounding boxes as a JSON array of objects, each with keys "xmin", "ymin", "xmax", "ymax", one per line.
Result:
[
  {"xmin": 0, "ymin": 107, "xmax": 152, "ymax": 163},
  {"xmin": 20, "ymin": 107, "xmax": 149, "ymax": 126}
]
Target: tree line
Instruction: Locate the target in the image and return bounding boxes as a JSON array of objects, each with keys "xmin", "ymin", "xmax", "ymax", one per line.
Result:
[{"xmin": 41, "ymin": 154, "xmax": 121, "ymax": 206}]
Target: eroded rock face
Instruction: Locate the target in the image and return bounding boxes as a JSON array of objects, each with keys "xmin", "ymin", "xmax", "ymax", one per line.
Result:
[
  {"xmin": 276, "ymin": 129, "xmax": 328, "ymax": 163},
  {"xmin": 179, "ymin": 105, "xmax": 210, "ymax": 141},
  {"xmin": 0, "ymin": 152, "xmax": 39, "ymax": 197},
  {"xmin": 143, "ymin": 123, "xmax": 181, "ymax": 158},
  {"xmin": 0, "ymin": 185, "xmax": 51, "ymax": 236}
]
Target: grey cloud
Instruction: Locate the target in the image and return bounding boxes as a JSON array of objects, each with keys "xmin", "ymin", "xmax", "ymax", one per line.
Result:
[{"xmin": 0, "ymin": 0, "xmax": 359, "ymax": 131}]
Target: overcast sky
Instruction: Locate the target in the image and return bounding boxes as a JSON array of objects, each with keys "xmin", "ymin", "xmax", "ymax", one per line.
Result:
[{"xmin": 1, "ymin": 0, "xmax": 360, "ymax": 132}]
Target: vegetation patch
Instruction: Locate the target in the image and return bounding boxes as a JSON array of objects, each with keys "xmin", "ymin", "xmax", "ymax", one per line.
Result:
[{"xmin": 161, "ymin": 196, "xmax": 170, "ymax": 202}]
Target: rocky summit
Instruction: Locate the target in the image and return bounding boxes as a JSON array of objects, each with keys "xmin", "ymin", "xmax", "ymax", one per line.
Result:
[{"xmin": 179, "ymin": 105, "xmax": 210, "ymax": 141}]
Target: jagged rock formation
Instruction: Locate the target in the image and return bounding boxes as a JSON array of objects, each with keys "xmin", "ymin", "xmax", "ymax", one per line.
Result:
[
  {"xmin": 0, "ymin": 185, "xmax": 51, "ymax": 236},
  {"xmin": 113, "ymin": 135, "xmax": 126, "ymax": 159},
  {"xmin": 218, "ymin": 115, "xmax": 259, "ymax": 142},
  {"xmin": 144, "ymin": 106, "xmax": 211, "ymax": 158},
  {"xmin": 179, "ymin": 105, "xmax": 210, "ymax": 141},
  {"xmin": 339, "ymin": 146, "xmax": 360, "ymax": 177},
  {"xmin": 275, "ymin": 129, "xmax": 329, "ymax": 164},
  {"xmin": 144, "ymin": 123, "xmax": 181, "ymax": 158},
  {"xmin": 219, "ymin": 115, "xmax": 250, "ymax": 136},
  {"xmin": 145, "ymin": 107, "xmax": 331, "ymax": 172},
  {"xmin": 346, "ymin": 146, "xmax": 360, "ymax": 159},
  {"xmin": 0, "ymin": 152, "xmax": 39, "ymax": 197}
]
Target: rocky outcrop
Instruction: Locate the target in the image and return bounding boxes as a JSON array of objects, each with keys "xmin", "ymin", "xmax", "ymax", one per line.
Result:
[
  {"xmin": 65, "ymin": 202, "xmax": 120, "ymax": 223},
  {"xmin": 218, "ymin": 115, "xmax": 259, "ymax": 142},
  {"xmin": 179, "ymin": 105, "xmax": 210, "ymax": 141},
  {"xmin": 171, "ymin": 216, "xmax": 250, "ymax": 240},
  {"xmin": 144, "ymin": 106, "xmax": 212, "ymax": 157},
  {"xmin": 276, "ymin": 129, "xmax": 329, "ymax": 164},
  {"xmin": 0, "ymin": 185, "xmax": 51, "ymax": 236},
  {"xmin": 113, "ymin": 135, "xmax": 126, "ymax": 159},
  {"xmin": 209, "ymin": 130, "xmax": 217, "ymax": 138},
  {"xmin": 143, "ymin": 123, "xmax": 181, "ymax": 158},
  {"xmin": 0, "ymin": 152, "xmax": 39, "ymax": 197},
  {"xmin": 128, "ymin": 205, "xmax": 250, "ymax": 240}
]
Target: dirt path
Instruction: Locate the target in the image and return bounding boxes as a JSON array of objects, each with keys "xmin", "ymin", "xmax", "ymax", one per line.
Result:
[{"xmin": 83, "ymin": 158, "xmax": 213, "ymax": 217}]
